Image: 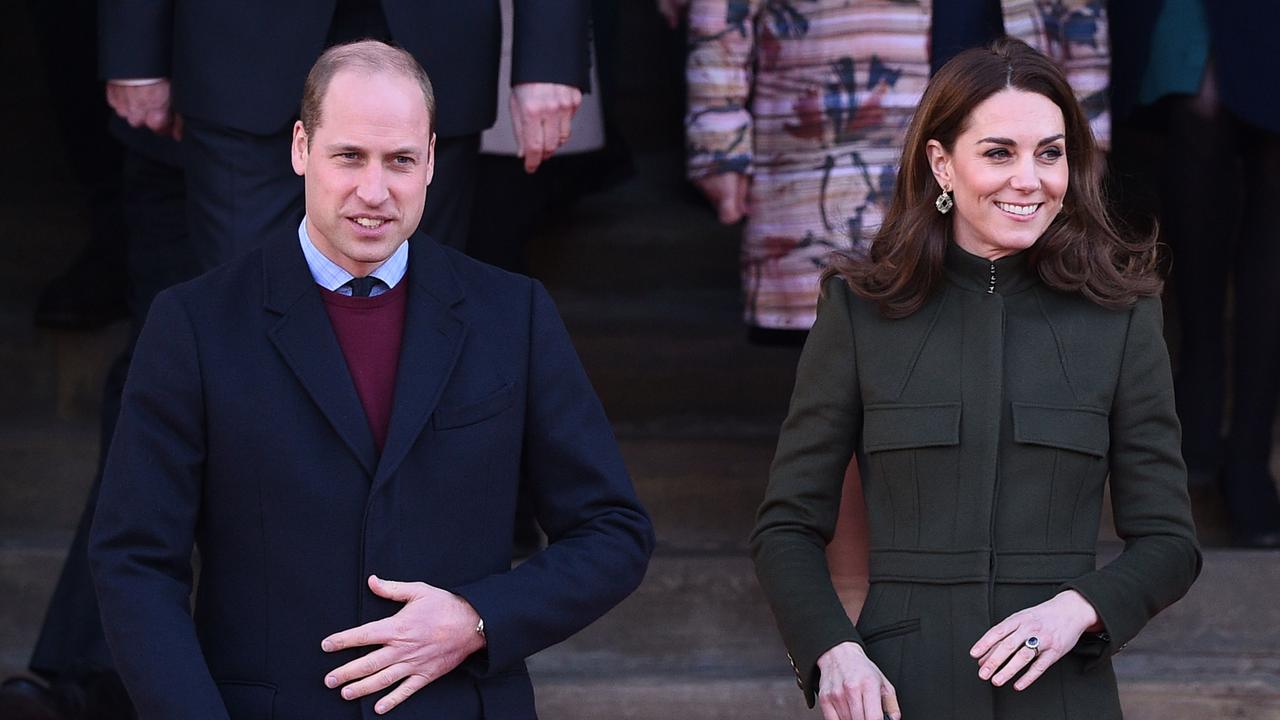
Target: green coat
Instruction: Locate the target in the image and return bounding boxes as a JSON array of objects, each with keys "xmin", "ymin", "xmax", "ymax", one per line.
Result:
[{"xmin": 751, "ymin": 243, "xmax": 1201, "ymax": 719}]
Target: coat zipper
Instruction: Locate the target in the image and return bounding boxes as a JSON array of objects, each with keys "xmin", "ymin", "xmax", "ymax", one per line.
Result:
[{"xmin": 985, "ymin": 284, "xmax": 1004, "ymax": 622}]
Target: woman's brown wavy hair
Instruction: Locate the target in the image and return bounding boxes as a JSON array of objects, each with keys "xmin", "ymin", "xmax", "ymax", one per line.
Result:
[{"xmin": 827, "ymin": 37, "xmax": 1160, "ymax": 318}]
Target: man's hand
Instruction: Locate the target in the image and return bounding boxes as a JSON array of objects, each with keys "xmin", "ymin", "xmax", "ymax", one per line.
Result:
[
  {"xmin": 969, "ymin": 589, "xmax": 1101, "ymax": 691},
  {"xmin": 510, "ymin": 82, "xmax": 582, "ymax": 173},
  {"xmin": 815, "ymin": 642, "xmax": 901, "ymax": 720},
  {"xmin": 694, "ymin": 172, "xmax": 750, "ymax": 224},
  {"xmin": 322, "ymin": 575, "xmax": 486, "ymax": 715},
  {"xmin": 106, "ymin": 80, "xmax": 181, "ymax": 140}
]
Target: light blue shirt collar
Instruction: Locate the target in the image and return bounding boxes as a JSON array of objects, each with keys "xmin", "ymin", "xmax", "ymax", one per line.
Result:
[{"xmin": 298, "ymin": 217, "xmax": 409, "ymax": 296}]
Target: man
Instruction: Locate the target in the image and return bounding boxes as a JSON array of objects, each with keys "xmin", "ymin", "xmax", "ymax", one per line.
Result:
[
  {"xmin": 99, "ymin": 0, "xmax": 589, "ymax": 261},
  {"xmin": 89, "ymin": 41, "xmax": 653, "ymax": 719},
  {"xmin": 30, "ymin": 2, "xmax": 587, "ymax": 697}
]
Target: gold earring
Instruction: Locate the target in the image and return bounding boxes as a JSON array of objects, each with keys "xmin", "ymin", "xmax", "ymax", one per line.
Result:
[{"xmin": 935, "ymin": 186, "xmax": 953, "ymax": 214}]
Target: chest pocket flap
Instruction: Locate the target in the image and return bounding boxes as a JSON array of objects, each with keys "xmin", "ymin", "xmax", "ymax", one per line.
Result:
[
  {"xmin": 863, "ymin": 402, "xmax": 961, "ymax": 452},
  {"xmin": 1012, "ymin": 402, "xmax": 1110, "ymax": 458},
  {"xmin": 432, "ymin": 382, "xmax": 514, "ymax": 430}
]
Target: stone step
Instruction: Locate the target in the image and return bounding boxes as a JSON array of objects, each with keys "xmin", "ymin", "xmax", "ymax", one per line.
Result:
[
  {"xmin": 622, "ymin": 437, "xmax": 772, "ymax": 553},
  {"xmin": 0, "ymin": 418, "xmax": 98, "ymax": 536},
  {"xmin": 0, "ymin": 540, "xmax": 68, "ymax": 676},
  {"xmin": 530, "ymin": 658, "xmax": 1280, "ymax": 720},
  {"xmin": 0, "ymin": 308, "xmax": 129, "ymax": 424},
  {"xmin": 555, "ymin": 289, "xmax": 802, "ymax": 433},
  {"xmin": 530, "ymin": 152, "xmax": 739, "ymax": 296},
  {"xmin": 527, "ymin": 555, "xmax": 781, "ymax": 676}
]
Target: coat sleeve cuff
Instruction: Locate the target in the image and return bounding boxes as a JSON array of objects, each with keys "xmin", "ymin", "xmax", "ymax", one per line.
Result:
[
  {"xmin": 451, "ymin": 578, "xmax": 516, "ymax": 677},
  {"xmin": 792, "ymin": 631, "xmax": 864, "ymax": 708},
  {"xmin": 1058, "ymin": 576, "xmax": 1128, "ymax": 668}
]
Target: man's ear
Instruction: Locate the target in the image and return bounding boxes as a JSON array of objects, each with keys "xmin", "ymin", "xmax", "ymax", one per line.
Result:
[
  {"xmin": 423, "ymin": 132, "xmax": 437, "ymax": 187},
  {"xmin": 290, "ymin": 120, "xmax": 308, "ymax": 177},
  {"xmin": 925, "ymin": 139, "xmax": 951, "ymax": 190}
]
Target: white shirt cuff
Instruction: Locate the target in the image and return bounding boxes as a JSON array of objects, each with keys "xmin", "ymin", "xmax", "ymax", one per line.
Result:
[{"xmin": 109, "ymin": 78, "xmax": 166, "ymax": 86}]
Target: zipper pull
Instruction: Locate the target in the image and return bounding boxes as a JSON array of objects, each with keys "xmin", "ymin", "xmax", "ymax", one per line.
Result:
[{"xmin": 987, "ymin": 262, "xmax": 997, "ymax": 294}]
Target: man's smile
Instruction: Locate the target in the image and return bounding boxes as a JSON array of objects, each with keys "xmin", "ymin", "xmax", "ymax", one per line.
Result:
[{"xmin": 351, "ymin": 216, "xmax": 390, "ymax": 229}]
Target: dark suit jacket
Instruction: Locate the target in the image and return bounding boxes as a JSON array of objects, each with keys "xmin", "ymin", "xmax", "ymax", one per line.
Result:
[
  {"xmin": 1205, "ymin": 0, "xmax": 1280, "ymax": 133},
  {"xmin": 1108, "ymin": 0, "xmax": 1280, "ymax": 132},
  {"xmin": 88, "ymin": 230, "xmax": 654, "ymax": 720},
  {"xmin": 752, "ymin": 246, "xmax": 1200, "ymax": 718},
  {"xmin": 97, "ymin": 0, "xmax": 591, "ymax": 137}
]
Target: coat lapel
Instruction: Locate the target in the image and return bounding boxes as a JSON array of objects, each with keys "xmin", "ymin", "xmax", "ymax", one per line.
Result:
[
  {"xmin": 373, "ymin": 236, "xmax": 467, "ymax": 489},
  {"xmin": 262, "ymin": 229, "xmax": 379, "ymax": 478}
]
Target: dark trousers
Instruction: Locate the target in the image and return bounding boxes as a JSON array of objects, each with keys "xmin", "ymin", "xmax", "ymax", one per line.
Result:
[
  {"xmin": 181, "ymin": 117, "xmax": 480, "ymax": 268},
  {"xmin": 30, "ymin": 150, "xmax": 196, "ymax": 679},
  {"xmin": 1164, "ymin": 95, "xmax": 1280, "ymax": 536},
  {"xmin": 26, "ymin": 0, "xmax": 129, "ymax": 292}
]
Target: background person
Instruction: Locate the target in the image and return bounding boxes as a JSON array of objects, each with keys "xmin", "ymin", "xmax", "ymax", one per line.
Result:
[
  {"xmin": 1139, "ymin": 0, "xmax": 1280, "ymax": 548},
  {"xmin": 99, "ymin": 0, "xmax": 592, "ymax": 261}
]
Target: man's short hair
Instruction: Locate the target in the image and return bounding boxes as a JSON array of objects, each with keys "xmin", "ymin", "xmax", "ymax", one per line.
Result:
[{"xmin": 299, "ymin": 40, "xmax": 437, "ymax": 142}]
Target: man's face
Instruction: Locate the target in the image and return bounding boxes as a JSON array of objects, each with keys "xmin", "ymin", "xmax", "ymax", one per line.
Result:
[{"xmin": 291, "ymin": 69, "xmax": 435, "ymax": 277}]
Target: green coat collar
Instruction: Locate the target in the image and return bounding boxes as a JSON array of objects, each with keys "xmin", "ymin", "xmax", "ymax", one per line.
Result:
[{"xmin": 943, "ymin": 241, "xmax": 1038, "ymax": 296}]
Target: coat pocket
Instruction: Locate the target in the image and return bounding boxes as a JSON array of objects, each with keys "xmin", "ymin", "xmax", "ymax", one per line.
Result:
[
  {"xmin": 859, "ymin": 617, "xmax": 922, "ymax": 644},
  {"xmin": 216, "ymin": 680, "xmax": 276, "ymax": 720},
  {"xmin": 1011, "ymin": 403, "xmax": 1109, "ymax": 458},
  {"xmin": 432, "ymin": 382, "xmax": 514, "ymax": 430},
  {"xmin": 862, "ymin": 403, "xmax": 961, "ymax": 453}
]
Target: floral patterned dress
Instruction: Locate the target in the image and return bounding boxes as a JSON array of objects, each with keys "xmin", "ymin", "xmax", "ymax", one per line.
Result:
[{"xmin": 686, "ymin": 0, "xmax": 1110, "ymax": 330}]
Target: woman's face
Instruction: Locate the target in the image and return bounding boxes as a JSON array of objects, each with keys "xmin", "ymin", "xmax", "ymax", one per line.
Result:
[{"xmin": 926, "ymin": 89, "xmax": 1068, "ymax": 260}]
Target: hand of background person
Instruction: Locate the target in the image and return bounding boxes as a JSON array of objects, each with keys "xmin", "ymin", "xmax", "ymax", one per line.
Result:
[
  {"xmin": 321, "ymin": 575, "xmax": 486, "ymax": 715},
  {"xmin": 657, "ymin": 0, "xmax": 690, "ymax": 28},
  {"xmin": 105, "ymin": 80, "xmax": 182, "ymax": 140},
  {"xmin": 694, "ymin": 172, "xmax": 750, "ymax": 224},
  {"xmin": 969, "ymin": 589, "xmax": 1102, "ymax": 691},
  {"xmin": 510, "ymin": 82, "xmax": 583, "ymax": 173},
  {"xmin": 815, "ymin": 641, "xmax": 901, "ymax": 720}
]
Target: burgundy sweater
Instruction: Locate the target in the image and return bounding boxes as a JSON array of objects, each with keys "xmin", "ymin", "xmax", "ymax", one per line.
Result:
[{"xmin": 320, "ymin": 281, "xmax": 408, "ymax": 450}]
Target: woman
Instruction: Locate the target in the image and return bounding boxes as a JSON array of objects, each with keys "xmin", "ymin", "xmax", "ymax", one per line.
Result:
[{"xmin": 750, "ymin": 38, "xmax": 1200, "ymax": 720}]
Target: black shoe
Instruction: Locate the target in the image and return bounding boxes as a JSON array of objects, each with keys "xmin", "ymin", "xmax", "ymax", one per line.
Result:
[{"xmin": 0, "ymin": 676, "xmax": 62, "ymax": 720}]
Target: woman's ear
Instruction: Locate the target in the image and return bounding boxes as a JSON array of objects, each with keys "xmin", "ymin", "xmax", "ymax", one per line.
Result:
[{"xmin": 925, "ymin": 139, "xmax": 951, "ymax": 190}]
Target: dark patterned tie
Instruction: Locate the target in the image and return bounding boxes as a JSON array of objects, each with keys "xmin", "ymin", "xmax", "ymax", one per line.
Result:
[{"xmin": 346, "ymin": 276, "xmax": 380, "ymax": 297}]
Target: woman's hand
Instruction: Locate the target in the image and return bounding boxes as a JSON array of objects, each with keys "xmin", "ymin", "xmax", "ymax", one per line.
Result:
[
  {"xmin": 969, "ymin": 589, "xmax": 1102, "ymax": 691},
  {"xmin": 815, "ymin": 642, "xmax": 900, "ymax": 720}
]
